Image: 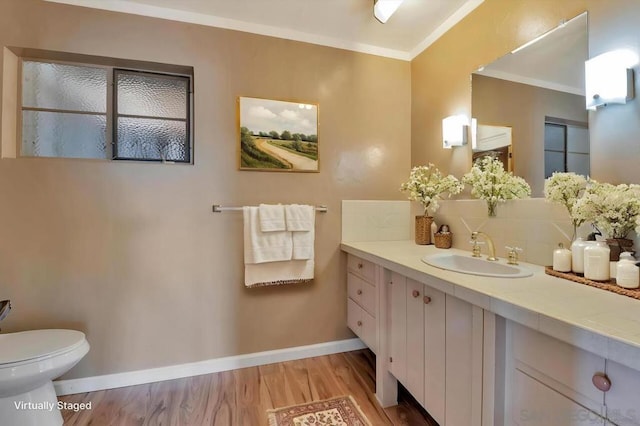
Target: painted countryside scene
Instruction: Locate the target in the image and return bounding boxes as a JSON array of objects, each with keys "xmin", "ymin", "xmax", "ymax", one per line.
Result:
[{"xmin": 239, "ymin": 97, "xmax": 318, "ymax": 172}]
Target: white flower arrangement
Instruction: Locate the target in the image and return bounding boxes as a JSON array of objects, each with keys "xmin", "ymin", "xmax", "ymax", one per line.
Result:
[
  {"xmin": 572, "ymin": 181, "xmax": 640, "ymax": 239},
  {"xmin": 543, "ymin": 172, "xmax": 588, "ymax": 228},
  {"xmin": 462, "ymin": 156, "xmax": 531, "ymax": 216},
  {"xmin": 400, "ymin": 164, "xmax": 463, "ymax": 216}
]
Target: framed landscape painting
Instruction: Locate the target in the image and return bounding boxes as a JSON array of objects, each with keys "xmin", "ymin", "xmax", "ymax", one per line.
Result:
[{"xmin": 238, "ymin": 96, "xmax": 319, "ymax": 172}]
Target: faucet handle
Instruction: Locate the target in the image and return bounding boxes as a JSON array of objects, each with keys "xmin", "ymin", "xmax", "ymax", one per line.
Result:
[
  {"xmin": 470, "ymin": 240, "xmax": 484, "ymax": 257},
  {"xmin": 505, "ymin": 246, "xmax": 523, "ymax": 265}
]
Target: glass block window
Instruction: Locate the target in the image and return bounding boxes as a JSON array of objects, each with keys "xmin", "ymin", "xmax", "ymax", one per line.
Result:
[
  {"xmin": 114, "ymin": 70, "xmax": 190, "ymax": 162},
  {"xmin": 20, "ymin": 59, "xmax": 193, "ymax": 163},
  {"xmin": 22, "ymin": 61, "xmax": 108, "ymax": 159}
]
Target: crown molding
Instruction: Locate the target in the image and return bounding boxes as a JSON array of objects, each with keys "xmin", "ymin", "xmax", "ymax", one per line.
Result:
[{"xmin": 45, "ymin": 0, "xmax": 484, "ymax": 62}]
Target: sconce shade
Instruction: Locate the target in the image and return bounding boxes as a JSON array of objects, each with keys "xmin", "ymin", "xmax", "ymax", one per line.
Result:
[
  {"xmin": 585, "ymin": 51, "xmax": 636, "ymax": 110},
  {"xmin": 374, "ymin": 0, "xmax": 404, "ymax": 24},
  {"xmin": 443, "ymin": 115, "xmax": 469, "ymax": 149}
]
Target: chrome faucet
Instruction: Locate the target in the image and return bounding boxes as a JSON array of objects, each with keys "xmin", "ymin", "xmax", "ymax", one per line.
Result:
[{"xmin": 471, "ymin": 231, "xmax": 498, "ymax": 261}]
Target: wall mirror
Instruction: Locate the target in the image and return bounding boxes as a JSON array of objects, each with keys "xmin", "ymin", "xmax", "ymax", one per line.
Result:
[{"xmin": 471, "ymin": 12, "xmax": 589, "ymax": 196}]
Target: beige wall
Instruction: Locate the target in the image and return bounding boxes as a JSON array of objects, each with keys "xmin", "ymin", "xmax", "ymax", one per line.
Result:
[
  {"xmin": 472, "ymin": 75, "xmax": 587, "ymax": 196},
  {"xmin": 0, "ymin": 0, "xmax": 411, "ymax": 378}
]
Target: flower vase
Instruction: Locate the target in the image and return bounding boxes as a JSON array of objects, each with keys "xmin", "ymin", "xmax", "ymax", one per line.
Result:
[
  {"xmin": 415, "ymin": 216, "xmax": 434, "ymax": 245},
  {"xmin": 487, "ymin": 201, "xmax": 497, "ymax": 217},
  {"xmin": 606, "ymin": 238, "xmax": 634, "ymax": 261}
]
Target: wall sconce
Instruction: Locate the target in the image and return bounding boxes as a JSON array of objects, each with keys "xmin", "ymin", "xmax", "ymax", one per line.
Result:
[
  {"xmin": 374, "ymin": 0, "xmax": 404, "ymax": 24},
  {"xmin": 585, "ymin": 50, "xmax": 637, "ymax": 110},
  {"xmin": 442, "ymin": 115, "xmax": 469, "ymax": 149}
]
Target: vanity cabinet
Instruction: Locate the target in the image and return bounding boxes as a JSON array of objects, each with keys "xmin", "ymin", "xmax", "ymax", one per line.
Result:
[
  {"xmin": 342, "ymin": 242, "xmax": 640, "ymax": 426},
  {"xmin": 601, "ymin": 361, "xmax": 640, "ymax": 426},
  {"xmin": 346, "ymin": 254, "xmax": 378, "ymax": 353},
  {"xmin": 506, "ymin": 322, "xmax": 640, "ymax": 426},
  {"xmin": 388, "ymin": 271, "xmax": 482, "ymax": 425}
]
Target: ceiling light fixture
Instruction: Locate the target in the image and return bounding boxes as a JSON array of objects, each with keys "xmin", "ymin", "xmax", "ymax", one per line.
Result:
[{"xmin": 374, "ymin": 0, "xmax": 404, "ymax": 24}]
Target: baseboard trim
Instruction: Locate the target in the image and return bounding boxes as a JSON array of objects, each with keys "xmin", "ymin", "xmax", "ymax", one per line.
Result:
[{"xmin": 54, "ymin": 338, "xmax": 366, "ymax": 396}]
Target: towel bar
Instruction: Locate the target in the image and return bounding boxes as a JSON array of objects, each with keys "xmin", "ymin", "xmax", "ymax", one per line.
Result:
[{"xmin": 212, "ymin": 204, "xmax": 328, "ymax": 213}]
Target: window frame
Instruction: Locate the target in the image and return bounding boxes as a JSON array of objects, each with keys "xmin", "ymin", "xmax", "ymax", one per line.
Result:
[
  {"xmin": 18, "ymin": 57, "xmax": 194, "ymax": 164},
  {"xmin": 112, "ymin": 68, "xmax": 192, "ymax": 163}
]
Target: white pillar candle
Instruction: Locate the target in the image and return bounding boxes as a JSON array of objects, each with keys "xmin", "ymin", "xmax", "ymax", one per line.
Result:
[{"xmin": 553, "ymin": 243, "xmax": 572, "ymax": 272}]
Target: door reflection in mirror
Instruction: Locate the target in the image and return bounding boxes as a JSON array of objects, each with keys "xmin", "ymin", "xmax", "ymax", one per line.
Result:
[{"xmin": 544, "ymin": 117, "xmax": 589, "ymax": 178}]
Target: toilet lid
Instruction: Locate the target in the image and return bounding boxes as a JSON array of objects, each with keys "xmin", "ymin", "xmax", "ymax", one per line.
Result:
[{"xmin": 0, "ymin": 329, "xmax": 86, "ymax": 364}]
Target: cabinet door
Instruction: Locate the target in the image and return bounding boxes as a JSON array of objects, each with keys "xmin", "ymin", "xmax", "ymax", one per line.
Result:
[
  {"xmin": 446, "ymin": 296, "xmax": 483, "ymax": 426},
  {"xmin": 513, "ymin": 369, "xmax": 605, "ymax": 426},
  {"xmin": 604, "ymin": 360, "xmax": 640, "ymax": 426},
  {"xmin": 423, "ymin": 285, "xmax": 446, "ymax": 425},
  {"xmin": 406, "ymin": 278, "xmax": 425, "ymax": 405},
  {"xmin": 389, "ymin": 272, "xmax": 407, "ymax": 383}
]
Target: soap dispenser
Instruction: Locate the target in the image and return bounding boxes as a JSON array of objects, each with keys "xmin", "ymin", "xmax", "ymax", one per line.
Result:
[{"xmin": 616, "ymin": 252, "xmax": 639, "ymax": 289}]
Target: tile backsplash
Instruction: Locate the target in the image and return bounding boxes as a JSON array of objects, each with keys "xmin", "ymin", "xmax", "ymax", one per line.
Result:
[
  {"xmin": 342, "ymin": 200, "xmax": 410, "ymax": 242},
  {"xmin": 343, "ymin": 198, "xmax": 640, "ymax": 267},
  {"xmin": 435, "ymin": 199, "xmax": 585, "ymax": 266}
]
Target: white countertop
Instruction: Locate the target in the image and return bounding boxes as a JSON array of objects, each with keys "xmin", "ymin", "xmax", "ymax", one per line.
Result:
[{"xmin": 341, "ymin": 240, "xmax": 640, "ymax": 370}]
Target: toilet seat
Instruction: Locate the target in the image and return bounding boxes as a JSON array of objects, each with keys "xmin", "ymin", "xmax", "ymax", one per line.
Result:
[{"xmin": 0, "ymin": 329, "xmax": 87, "ymax": 367}]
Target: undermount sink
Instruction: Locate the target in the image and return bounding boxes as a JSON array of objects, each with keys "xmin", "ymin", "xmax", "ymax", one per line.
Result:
[{"xmin": 421, "ymin": 253, "xmax": 533, "ymax": 278}]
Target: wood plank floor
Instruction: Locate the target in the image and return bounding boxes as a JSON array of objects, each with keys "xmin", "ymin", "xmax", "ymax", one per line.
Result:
[{"xmin": 59, "ymin": 349, "xmax": 437, "ymax": 426}]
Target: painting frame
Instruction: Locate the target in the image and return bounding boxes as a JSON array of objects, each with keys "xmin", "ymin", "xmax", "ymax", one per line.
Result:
[{"xmin": 237, "ymin": 96, "xmax": 319, "ymax": 172}]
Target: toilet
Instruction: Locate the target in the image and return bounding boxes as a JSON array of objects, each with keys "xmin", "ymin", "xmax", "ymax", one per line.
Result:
[{"xmin": 0, "ymin": 329, "xmax": 90, "ymax": 426}]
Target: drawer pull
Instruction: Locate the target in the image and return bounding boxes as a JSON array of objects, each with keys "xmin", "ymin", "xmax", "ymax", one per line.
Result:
[
  {"xmin": 412, "ymin": 290, "xmax": 420, "ymax": 298},
  {"xmin": 423, "ymin": 296, "xmax": 432, "ymax": 304},
  {"xmin": 357, "ymin": 320, "xmax": 363, "ymax": 327},
  {"xmin": 357, "ymin": 289, "xmax": 363, "ymax": 295},
  {"xmin": 357, "ymin": 263, "xmax": 364, "ymax": 269},
  {"xmin": 592, "ymin": 373, "xmax": 611, "ymax": 392}
]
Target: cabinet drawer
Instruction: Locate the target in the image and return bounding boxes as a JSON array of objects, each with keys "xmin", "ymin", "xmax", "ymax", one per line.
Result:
[
  {"xmin": 605, "ymin": 361, "xmax": 640, "ymax": 426},
  {"xmin": 512, "ymin": 322, "xmax": 605, "ymax": 410},
  {"xmin": 512, "ymin": 369, "xmax": 605, "ymax": 426},
  {"xmin": 347, "ymin": 298, "xmax": 377, "ymax": 354},
  {"xmin": 347, "ymin": 254, "xmax": 375, "ymax": 283},
  {"xmin": 347, "ymin": 272, "xmax": 376, "ymax": 316}
]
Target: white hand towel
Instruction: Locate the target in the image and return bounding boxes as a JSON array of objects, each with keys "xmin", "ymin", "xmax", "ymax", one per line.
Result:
[
  {"xmin": 285, "ymin": 204, "xmax": 315, "ymax": 231},
  {"xmin": 285, "ymin": 205, "xmax": 315, "ymax": 260},
  {"xmin": 259, "ymin": 204, "xmax": 286, "ymax": 232},
  {"xmin": 292, "ymin": 230, "xmax": 314, "ymax": 260},
  {"xmin": 243, "ymin": 206, "xmax": 292, "ymax": 264}
]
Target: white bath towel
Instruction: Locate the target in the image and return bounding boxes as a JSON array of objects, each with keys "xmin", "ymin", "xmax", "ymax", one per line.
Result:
[
  {"xmin": 259, "ymin": 203, "xmax": 286, "ymax": 232},
  {"xmin": 244, "ymin": 260, "xmax": 314, "ymax": 288},
  {"xmin": 285, "ymin": 204, "xmax": 315, "ymax": 231},
  {"xmin": 243, "ymin": 206, "xmax": 292, "ymax": 264}
]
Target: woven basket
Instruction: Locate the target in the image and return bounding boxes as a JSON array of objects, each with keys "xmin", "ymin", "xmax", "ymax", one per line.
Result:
[
  {"xmin": 415, "ymin": 216, "xmax": 433, "ymax": 245},
  {"xmin": 434, "ymin": 233, "xmax": 452, "ymax": 249}
]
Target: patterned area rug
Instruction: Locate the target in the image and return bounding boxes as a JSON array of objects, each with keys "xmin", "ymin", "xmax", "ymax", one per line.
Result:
[{"xmin": 267, "ymin": 395, "xmax": 372, "ymax": 426}]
